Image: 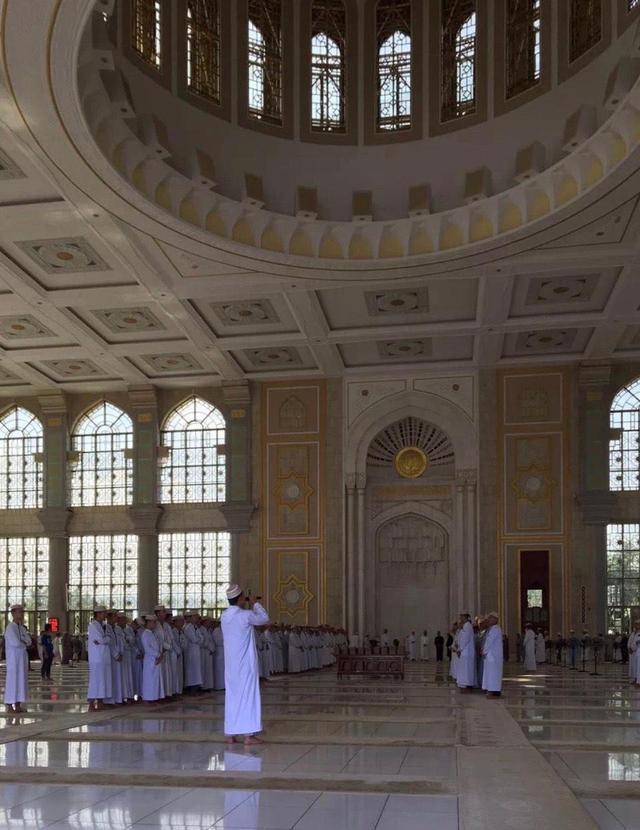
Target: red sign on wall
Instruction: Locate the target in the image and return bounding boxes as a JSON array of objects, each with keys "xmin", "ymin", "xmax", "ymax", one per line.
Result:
[{"xmin": 48, "ymin": 617, "xmax": 59, "ymax": 633}]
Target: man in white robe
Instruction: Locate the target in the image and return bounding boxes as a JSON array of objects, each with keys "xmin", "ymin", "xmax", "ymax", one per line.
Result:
[
  {"xmin": 456, "ymin": 612, "xmax": 476, "ymax": 691},
  {"xmin": 200, "ymin": 618, "xmax": 215, "ymax": 691},
  {"xmin": 481, "ymin": 612, "xmax": 504, "ymax": 697},
  {"xmin": 87, "ymin": 605, "xmax": 113, "ymax": 711},
  {"xmin": 221, "ymin": 585, "xmax": 269, "ymax": 745},
  {"xmin": 523, "ymin": 624, "xmax": 536, "ymax": 672},
  {"xmin": 141, "ymin": 616, "xmax": 165, "ymax": 703},
  {"xmin": 628, "ymin": 621, "xmax": 640, "ymax": 685},
  {"xmin": 183, "ymin": 611, "xmax": 203, "ymax": 692},
  {"xmin": 288, "ymin": 628, "xmax": 303, "ymax": 673},
  {"xmin": 118, "ymin": 614, "xmax": 135, "ymax": 703},
  {"xmin": 4, "ymin": 604, "xmax": 31, "ymax": 713},
  {"xmin": 535, "ymin": 629, "xmax": 546, "ymax": 664},
  {"xmin": 406, "ymin": 631, "xmax": 417, "ymax": 661},
  {"xmin": 154, "ymin": 606, "xmax": 175, "ymax": 700},
  {"xmin": 213, "ymin": 621, "xmax": 225, "ymax": 690},
  {"xmin": 104, "ymin": 611, "xmax": 124, "ymax": 705},
  {"xmin": 172, "ymin": 616, "xmax": 186, "ymax": 696},
  {"xmin": 420, "ymin": 630, "xmax": 430, "ymax": 661}
]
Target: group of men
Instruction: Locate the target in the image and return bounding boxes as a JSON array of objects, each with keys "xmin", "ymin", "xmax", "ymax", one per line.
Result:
[
  {"xmin": 449, "ymin": 611, "xmax": 504, "ymax": 697},
  {"xmin": 256, "ymin": 625, "xmax": 344, "ymax": 677}
]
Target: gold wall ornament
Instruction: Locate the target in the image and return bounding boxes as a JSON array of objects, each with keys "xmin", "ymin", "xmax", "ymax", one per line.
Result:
[{"xmin": 395, "ymin": 446, "xmax": 428, "ymax": 478}]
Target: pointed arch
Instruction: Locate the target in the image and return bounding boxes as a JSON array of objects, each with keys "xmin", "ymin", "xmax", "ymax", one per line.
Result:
[
  {"xmin": 376, "ymin": 0, "xmax": 412, "ymax": 131},
  {"xmin": 610, "ymin": 377, "xmax": 640, "ymax": 491},
  {"xmin": 0, "ymin": 405, "xmax": 43, "ymax": 509}
]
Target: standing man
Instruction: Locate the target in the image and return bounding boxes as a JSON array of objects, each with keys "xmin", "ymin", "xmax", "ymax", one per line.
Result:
[
  {"xmin": 213, "ymin": 620, "xmax": 225, "ymax": 690},
  {"xmin": 456, "ymin": 612, "xmax": 476, "ymax": 691},
  {"xmin": 523, "ymin": 623, "xmax": 536, "ymax": 672},
  {"xmin": 183, "ymin": 611, "xmax": 203, "ymax": 693},
  {"xmin": 4, "ymin": 604, "xmax": 31, "ymax": 713},
  {"xmin": 628, "ymin": 621, "xmax": 640, "ymax": 685},
  {"xmin": 40, "ymin": 624, "xmax": 54, "ymax": 682},
  {"xmin": 406, "ymin": 631, "xmax": 417, "ymax": 661},
  {"xmin": 221, "ymin": 585, "xmax": 269, "ymax": 745},
  {"xmin": 381, "ymin": 629, "xmax": 390, "ymax": 651},
  {"xmin": 87, "ymin": 605, "xmax": 112, "ymax": 711},
  {"xmin": 141, "ymin": 615, "xmax": 165, "ymax": 703},
  {"xmin": 420, "ymin": 630, "xmax": 430, "ymax": 661},
  {"xmin": 481, "ymin": 612, "xmax": 504, "ymax": 697},
  {"xmin": 154, "ymin": 606, "xmax": 175, "ymax": 700},
  {"xmin": 434, "ymin": 631, "xmax": 444, "ymax": 662}
]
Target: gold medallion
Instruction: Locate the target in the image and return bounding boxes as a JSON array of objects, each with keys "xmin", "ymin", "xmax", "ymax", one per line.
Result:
[{"xmin": 394, "ymin": 446, "xmax": 428, "ymax": 478}]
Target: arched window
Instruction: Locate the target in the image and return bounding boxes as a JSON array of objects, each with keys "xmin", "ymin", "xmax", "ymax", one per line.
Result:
[
  {"xmin": 68, "ymin": 535, "xmax": 138, "ymax": 634},
  {"xmin": 606, "ymin": 523, "xmax": 639, "ymax": 634},
  {"xmin": 158, "ymin": 531, "xmax": 231, "ymax": 615},
  {"xmin": 131, "ymin": 0, "xmax": 163, "ymax": 69},
  {"xmin": 160, "ymin": 397, "xmax": 226, "ymax": 504},
  {"xmin": 311, "ymin": 0, "xmax": 346, "ymax": 132},
  {"xmin": 0, "ymin": 406, "xmax": 43, "ymax": 509},
  {"xmin": 610, "ymin": 379, "xmax": 640, "ymax": 491},
  {"xmin": 569, "ymin": 0, "xmax": 601, "ymax": 63},
  {"xmin": 248, "ymin": 0, "xmax": 283, "ymax": 124},
  {"xmin": 506, "ymin": 0, "xmax": 541, "ymax": 99},
  {"xmin": 0, "ymin": 537, "xmax": 49, "ymax": 632},
  {"xmin": 70, "ymin": 402, "xmax": 133, "ymax": 507},
  {"xmin": 441, "ymin": 0, "xmax": 477, "ymax": 122},
  {"xmin": 187, "ymin": 0, "xmax": 221, "ymax": 103},
  {"xmin": 376, "ymin": 1, "xmax": 412, "ymax": 131}
]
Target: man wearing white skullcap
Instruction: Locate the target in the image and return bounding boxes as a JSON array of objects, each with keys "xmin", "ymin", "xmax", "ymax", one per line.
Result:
[
  {"xmin": 87, "ymin": 605, "xmax": 113, "ymax": 711},
  {"xmin": 221, "ymin": 584, "xmax": 269, "ymax": 744},
  {"xmin": 456, "ymin": 611, "xmax": 476, "ymax": 691},
  {"xmin": 4, "ymin": 604, "xmax": 31, "ymax": 713},
  {"xmin": 481, "ymin": 612, "xmax": 504, "ymax": 697}
]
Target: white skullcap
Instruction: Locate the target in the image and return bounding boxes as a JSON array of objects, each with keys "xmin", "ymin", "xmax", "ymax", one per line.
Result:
[
  {"xmin": 154, "ymin": 604, "xmax": 165, "ymax": 612},
  {"xmin": 144, "ymin": 614, "xmax": 157, "ymax": 622},
  {"xmin": 9, "ymin": 603, "xmax": 23, "ymax": 612},
  {"xmin": 94, "ymin": 604, "xmax": 107, "ymax": 612},
  {"xmin": 226, "ymin": 584, "xmax": 242, "ymax": 600},
  {"xmin": 487, "ymin": 611, "xmax": 499, "ymax": 618}
]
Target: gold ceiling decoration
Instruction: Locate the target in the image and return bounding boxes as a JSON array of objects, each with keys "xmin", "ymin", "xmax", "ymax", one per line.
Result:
[{"xmin": 394, "ymin": 446, "xmax": 428, "ymax": 479}]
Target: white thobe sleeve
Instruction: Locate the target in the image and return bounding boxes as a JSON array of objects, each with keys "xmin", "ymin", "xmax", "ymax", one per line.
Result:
[
  {"xmin": 247, "ymin": 603, "xmax": 269, "ymax": 626},
  {"xmin": 5, "ymin": 624, "xmax": 24, "ymax": 649}
]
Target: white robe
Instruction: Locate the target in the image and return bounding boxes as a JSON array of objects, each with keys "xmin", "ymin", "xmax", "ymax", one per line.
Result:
[
  {"xmin": 406, "ymin": 635, "xmax": 417, "ymax": 660},
  {"xmin": 628, "ymin": 631, "xmax": 640, "ymax": 682},
  {"xmin": 172, "ymin": 627, "xmax": 185, "ymax": 695},
  {"xmin": 523, "ymin": 629, "xmax": 536, "ymax": 671},
  {"xmin": 4, "ymin": 622, "xmax": 31, "ymax": 705},
  {"xmin": 200, "ymin": 627, "xmax": 215, "ymax": 690},
  {"xmin": 104, "ymin": 624, "xmax": 124, "ymax": 704},
  {"xmin": 121, "ymin": 625, "xmax": 136, "ymax": 700},
  {"xmin": 420, "ymin": 635, "xmax": 429, "ymax": 660},
  {"xmin": 183, "ymin": 622, "xmax": 202, "ymax": 687},
  {"xmin": 381, "ymin": 633, "xmax": 389, "ymax": 648},
  {"xmin": 155, "ymin": 621, "xmax": 173, "ymax": 698},
  {"xmin": 450, "ymin": 632, "xmax": 459, "ymax": 680},
  {"xmin": 221, "ymin": 602, "xmax": 269, "ymax": 736},
  {"xmin": 456, "ymin": 622, "xmax": 476, "ymax": 688},
  {"xmin": 535, "ymin": 633, "xmax": 546, "ymax": 663},
  {"xmin": 133, "ymin": 628, "xmax": 144, "ymax": 696},
  {"xmin": 87, "ymin": 619, "xmax": 113, "ymax": 700},
  {"xmin": 481, "ymin": 624, "xmax": 504, "ymax": 693},
  {"xmin": 213, "ymin": 626, "xmax": 225, "ymax": 689},
  {"xmin": 141, "ymin": 629, "xmax": 165, "ymax": 701},
  {"xmin": 288, "ymin": 632, "xmax": 303, "ymax": 673}
]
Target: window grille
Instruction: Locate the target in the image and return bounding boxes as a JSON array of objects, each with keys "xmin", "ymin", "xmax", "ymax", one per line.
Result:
[
  {"xmin": 68, "ymin": 534, "xmax": 139, "ymax": 634},
  {"xmin": 0, "ymin": 406, "xmax": 43, "ymax": 509},
  {"xmin": 187, "ymin": 0, "xmax": 221, "ymax": 103},
  {"xmin": 610, "ymin": 379, "xmax": 640, "ymax": 491},
  {"xmin": 70, "ymin": 402, "xmax": 133, "ymax": 507},
  {"xmin": 131, "ymin": 0, "xmax": 163, "ymax": 69},
  {"xmin": 160, "ymin": 396, "xmax": 226, "ymax": 504},
  {"xmin": 569, "ymin": 0, "xmax": 601, "ymax": 63},
  {"xmin": 606, "ymin": 524, "xmax": 640, "ymax": 633},
  {"xmin": 441, "ymin": 0, "xmax": 477, "ymax": 122},
  {"xmin": 248, "ymin": 0, "xmax": 283, "ymax": 124},
  {"xmin": 506, "ymin": 0, "xmax": 541, "ymax": 98},
  {"xmin": 158, "ymin": 531, "xmax": 231, "ymax": 616},
  {"xmin": 376, "ymin": 0, "xmax": 411, "ymax": 131},
  {"xmin": 0, "ymin": 537, "xmax": 48, "ymax": 633},
  {"xmin": 630, "ymin": 0, "xmax": 640, "ymax": 10},
  {"xmin": 311, "ymin": 0, "xmax": 346, "ymax": 132}
]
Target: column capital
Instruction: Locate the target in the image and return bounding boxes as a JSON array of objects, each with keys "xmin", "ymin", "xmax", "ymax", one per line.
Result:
[
  {"xmin": 127, "ymin": 385, "xmax": 158, "ymax": 413},
  {"xmin": 222, "ymin": 380, "xmax": 251, "ymax": 407},
  {"xmin": 220, "ymin": 502, "xmax": 256, "ymax": 533},
  {"xmin": 128, "ymin": 506, "xmax": 162, "ymax": 534},
  {"xmin": 38, "ymin": 507, "xmax": 72, "ymax": 537},
  {"xmin": 577, "ymin": 490, "xmax": 617, "ymax": 524},
  {"xmin": 578, "ymin": 363, "xmax": 612, "ymax": 389},
  {"xmin": 37, "ymin": 392, "xmax": 67, "ymax": 418},
  {"xmin": 457, "ymin": 468, "xmax": 477, "ymax": 486}
]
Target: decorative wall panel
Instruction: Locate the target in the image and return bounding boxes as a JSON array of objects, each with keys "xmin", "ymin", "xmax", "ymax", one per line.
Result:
[{"xmin": 262, "ymin": 382, "xmax": 326, "ymax": 623}]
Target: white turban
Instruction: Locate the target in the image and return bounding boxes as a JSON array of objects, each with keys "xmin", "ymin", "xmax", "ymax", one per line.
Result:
[{"xmin": 226, "ymin": 584, "xmax": 242, "ymax": 600}]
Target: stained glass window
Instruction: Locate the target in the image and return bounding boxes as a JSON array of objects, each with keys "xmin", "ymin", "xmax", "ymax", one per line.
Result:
[
  {"xmin": 506, "ymin": 0, "xmax": 541, "ymax": 99},
  {"xmin": 70, "ymin": 403, "xmax": 133, "ymax": 507},
  {"xmin": 248, "ymin": 0, "xmax": 283, "ymax": 124},
  {"xmin": 0, "ymin": 537, "xmax": 49, "ymax": 632},
  {"xmin": 158, "ymin": 531, "xmax": 231, "ymax": 615},
  {"xmin": 187, "ymin": 0, "xmax": 221, "ymax": 103},
  {"xmin": 441, "ymin": 0, "xmax": 477, "ymax": 122},
  {"xmin": 160, "ymin": 397, "xmax": 226, "ymax": 504},
  {"xmin": 68, "ymin": 535, "xmax": 138, "ymax": 634},
  {"xmin": 131, "ymin": 0, "xmax": 163, "ymax": 69},
  {"xmin": 376, "ymin": 0, "xmax": 411, "ymax": 131},
  {"xmin": 311, "ymin": 0, "xmax": 346, "ymax": 132},
  {"xmin": 607, "ymin": 524, "xmax": 640, "ymax": 633},
  {"xmin": 610, "ymin": 379, "xmax": 640, "ymax": 491},
  {"xmin": 569, "ymin": 0, "xmax": 601, "ymax": 63},
  {"xmin": 0, "ymin": 406, "xmax": 43, "ymax": 509}
]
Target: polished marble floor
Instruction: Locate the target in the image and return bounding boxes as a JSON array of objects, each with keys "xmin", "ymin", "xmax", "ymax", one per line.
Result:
[{"xmin": 0, "ymin": 660, "xmax": 639, "ymax": 828}]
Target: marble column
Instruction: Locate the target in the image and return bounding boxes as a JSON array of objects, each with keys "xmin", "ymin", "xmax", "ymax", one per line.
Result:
[
  {"xmin": 128, "ymin": 386, "xmax": 160, "ymax": 614},
  {"xmin": 463, "ymin": 470, "xmax": 478, "ymax": 612},
  {"xmin": 345, "ymin": 477, "xmax": 356, "ymax": 635},
  {"xmin": 37, "ymin": 392, "xmax": 71, "ymax": 629},
  {"xmin": 454, "ymin": 477, "xmax": 467, "ymax": 615},
  {"xmin": 356, "ymin": 477, "xmax": 366, "ymax": 636}
]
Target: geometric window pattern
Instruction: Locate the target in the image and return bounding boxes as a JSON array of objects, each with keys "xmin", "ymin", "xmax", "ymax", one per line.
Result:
[
  {"xmin": 506, "ymin": 0, "xmax": 541, "ymax": 99},
  {"xmin": 609, "ymin": 379, "xmax": 640, "ymax": 491},
  {"xmin": 187, "ymin": 0, "xmax": 221, "ymax": 103},
  {"xmin": 131, "ymin": 0, "xmax": 163, "ymax": 69},
  {"xmin": 69, "ymin": 402, "xmax": 134, "ymax": 508},
  {"xmin": 248, "ymin": 0, "xmax": 283, "ymax": 124},
  {"xmin": 441, "ymin": 0, "xmax": 477, "ymax": 122},
  {"xmin": 160, "ymin": 396, "xmax": 226, "ymax": 504},
  {"xmin": 311, "ymin": 0, "xmax": 346, "ymax": 132},
  {"xmin": 68, "ymin": 535, "xmax": 139, "ymax": 634},
  {"xmin": 569, "ymin": 0, "xmax": 601, "ymax": 64},
  {"xmin": 0, "ymin": 537, "xmax": 49, "ymax": 633},
  {"xmin": 606, "ymin": 524, "xmax": 640, "ymax": 634},
  {"xmin": 0, "ymin": 406, "xmax": 43, "ymax": 509},
  {"xmin": 158, "ymin": 531, "xmax": 231, "ymax": 616},
  {"xmin": 376, "ymin": 0, "xmax": 412, "ymax": 131}
]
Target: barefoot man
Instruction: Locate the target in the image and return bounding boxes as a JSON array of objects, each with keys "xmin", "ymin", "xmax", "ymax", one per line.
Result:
[{"xmin": 221, "ymin": 585, "xmax": 269, "ymax": 745}]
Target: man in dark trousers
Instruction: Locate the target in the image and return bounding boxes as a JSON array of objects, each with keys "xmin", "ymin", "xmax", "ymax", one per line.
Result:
[
  {"xmin": 40, "ymin": 624, "xmax": 54, "ymax": 681},
  {"xmin": 434, "ymin": 631, "xmax": 444, "ymax": 662}
]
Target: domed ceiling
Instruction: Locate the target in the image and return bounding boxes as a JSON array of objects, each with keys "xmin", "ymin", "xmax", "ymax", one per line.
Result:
[{"xmin": 0, "ymin": 0, "xmax": 639, "ymax": 392}]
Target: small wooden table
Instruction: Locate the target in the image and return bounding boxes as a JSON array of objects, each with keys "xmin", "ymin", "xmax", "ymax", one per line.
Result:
[{"xmin": 337, "ymin": 652, "xmax": 405, "ymax": 680}]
